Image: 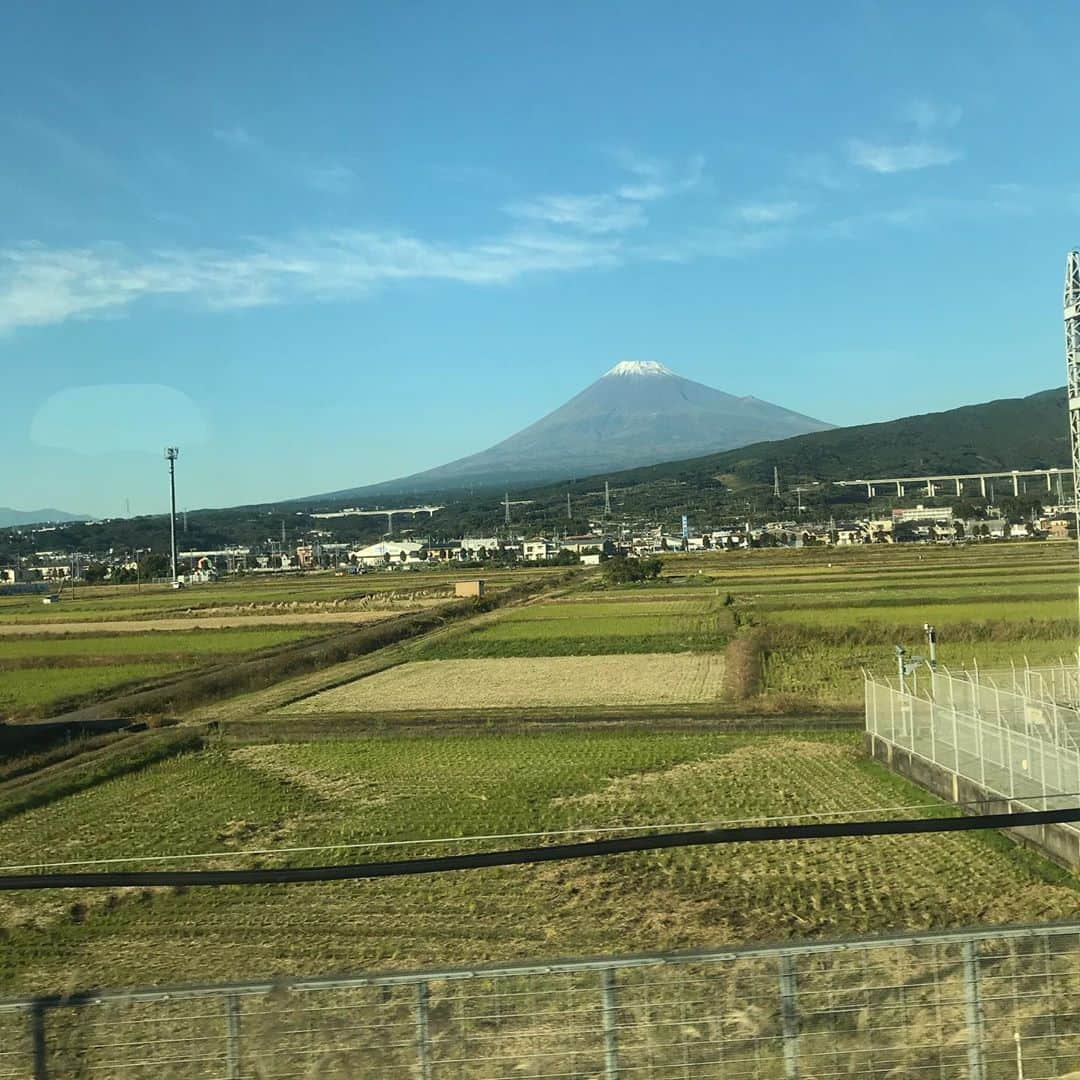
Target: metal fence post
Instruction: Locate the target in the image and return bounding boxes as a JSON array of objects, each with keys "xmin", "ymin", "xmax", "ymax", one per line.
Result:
[
  {"xmin": 962, "ymin": 940, "xmax": 986, "ymax": 1080},
  {"xmin": 601, "ymin": 968, "xmax": 620, "ymax": 1079},
  {"xmin": 225, "ymin": 995, "xmax": 241, "ymax": 1079},
  {"xmin": 29, "ymin": 1003, "xmax": 47, "ymax": 1080},
  {"xmin": 778, "ymin": 952, "xmax": 800, "ymax": 1080},
  {"xmin": 416, "ymin": 981, "xmax": 433, "ymax": 1080}
]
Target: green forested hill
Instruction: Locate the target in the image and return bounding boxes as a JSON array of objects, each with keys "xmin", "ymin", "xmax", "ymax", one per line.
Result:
[{"xmin": 584, "ymin": 387, "xmax": 1068, "ymax": 491}]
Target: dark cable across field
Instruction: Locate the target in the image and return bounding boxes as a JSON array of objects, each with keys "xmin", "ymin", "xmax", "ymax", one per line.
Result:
[{"xmin": 3, "ymin": 806, "xmax": 1078, "ymax": 891}]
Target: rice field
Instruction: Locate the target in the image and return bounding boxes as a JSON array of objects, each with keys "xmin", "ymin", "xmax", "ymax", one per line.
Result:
[
  {"xmin": 286, "ymin": 652, "xmax": 727, "ymax": 712},
  {"xmin": 0, "ymin": 663, "xmax": 184, "ymax": 713},
  {"xmin": 414, "ymin": 594, "xmax": 734, "ymax": 658},
  {"xmin": 0, "ymin": 627, "xmax": 329, "ymax": 718},
  {"xmin": 0, "ymin": 730, "xmax": 1075, "ymax": 994},
  {"xmin": 0, "ymin": 563, "xmax": 535, "ymax": 625},
  {"xmin": 708, "ymin": 541, "xmax": 1080, "ymax": 710}
]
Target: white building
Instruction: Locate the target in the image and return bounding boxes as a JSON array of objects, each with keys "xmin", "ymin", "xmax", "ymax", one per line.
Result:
[
  {"xmin": 522, "ymin": 540, "xmax": 556, "ymax": 561},
  {"xmin": 351, "ymin": 541, "xmax": 426, "ymax": 567}
]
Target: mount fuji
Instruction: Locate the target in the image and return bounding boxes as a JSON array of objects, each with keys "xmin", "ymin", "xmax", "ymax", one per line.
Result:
[{"xmin": 317, "ymin": 361, "xmax": 832, "ymax": 499}]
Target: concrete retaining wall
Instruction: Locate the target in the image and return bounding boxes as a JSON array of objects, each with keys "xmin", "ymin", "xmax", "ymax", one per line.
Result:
[{"xmin": 865, "ymin": 732, "xmax": 1080, "ymax": 870}]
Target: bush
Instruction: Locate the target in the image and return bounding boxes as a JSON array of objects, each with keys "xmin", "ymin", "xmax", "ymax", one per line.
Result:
[{"xmin": 602, "ymin": 556, "xmax": 663, "ymax": 585}]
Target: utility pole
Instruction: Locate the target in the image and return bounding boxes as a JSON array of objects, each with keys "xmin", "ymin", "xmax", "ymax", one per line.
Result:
[
  {"xmin": 165, "ymin": 447, "xmax": 179, "ymax": 583},
  {"xmin": 1063, "ymin": 250, "xmax": 1080, "ymax": 637}
]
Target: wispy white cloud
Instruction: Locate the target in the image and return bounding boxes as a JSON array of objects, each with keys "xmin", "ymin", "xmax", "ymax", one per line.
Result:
[
  {"xmin": 847, "ymin": 138, "xmax": 962, "ymax": 174},
  {"xmin": 732, "ymin": 201, "xmax": 804, "ymax": 225},
  {"xmin": 505, "ymin": 193, "xmax": 647, "ymax": 234},
  {"xmin": 899, "ymin": 98, "xmax": 963, "ymax": 131},
  {"xmin": 791, "ymin": 152, "xmax": 853, "ymax": 192},
  {"xmin": 610, "ymin": 149, "xmax": 705, "ymax": 201},
  {"xmin": 212, "ymin": 125, "xmax": 357, "ymax": 194},
  {"xmin": 0, "ymin": 230, "xmax": 623, "ymax": 335},
  {"xmin": 505, "ymin": 152, "xmax": 703, "ymax": 236}
]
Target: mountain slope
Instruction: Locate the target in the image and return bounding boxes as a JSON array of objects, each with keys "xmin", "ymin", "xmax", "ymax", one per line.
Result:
[
  {"xmin": 556, "ymin": 387, "xmax": 1069, "ymax": 495},
  {"xmin": 315, "ymin": 361, "xmax": 832, "ymax": 500},
  {"xmin": 0, "ymin": 507, "xmax": 87, "ymax": 528}
]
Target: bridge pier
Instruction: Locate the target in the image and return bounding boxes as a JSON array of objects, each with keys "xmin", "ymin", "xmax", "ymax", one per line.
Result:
[
  {"xmin": 1046, "ymin": 472, "xmax": 1053, "ymax": 491},
  {"xmin": 979, "ymin": 476, "xmax": 986, "ymax": 498},
  {"xmin": 1012, "ymin": 474, "xmax": 1020, "ymax": 496},
  {"xmin": 955, "ymin": 477, "xmax": 962, "ymax": 497},
  {"xmin": 866, "ymin": 482, "xmax": 873, "ymax": 498}
]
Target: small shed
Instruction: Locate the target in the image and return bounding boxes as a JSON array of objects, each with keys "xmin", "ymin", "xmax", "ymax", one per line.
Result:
[{"xmin": 455, "ymin": 579, "xmax": 486, "ymax": 599}]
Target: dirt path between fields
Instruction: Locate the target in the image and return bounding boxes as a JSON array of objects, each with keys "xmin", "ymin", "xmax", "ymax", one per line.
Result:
[{"xmin": 0, "ymin": 611, "xmax": 402, "ymax": 636}]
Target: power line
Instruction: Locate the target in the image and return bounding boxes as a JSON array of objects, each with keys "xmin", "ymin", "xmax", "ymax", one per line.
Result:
[
  {"xmin": 6, "ymin": 793, "xmax": 1076, "ymax": 875},
  {"xmin": 2, "ymin": 806, "xmax": 1077, "ymax": 892}
]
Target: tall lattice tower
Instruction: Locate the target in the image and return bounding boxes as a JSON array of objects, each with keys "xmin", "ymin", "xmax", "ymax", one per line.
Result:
[{"xmin": 1066, "ymin": 251, "xmax": 1080, "ymax": 628}]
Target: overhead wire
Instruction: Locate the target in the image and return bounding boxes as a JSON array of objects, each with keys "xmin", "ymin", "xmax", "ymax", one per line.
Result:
[
  {"xmin": 4, "ymin": 791, "xmax": 1078, "ymax": 874},
  {"xmin": 2, "ymin": 805, "xmax": 1078, "ymax": 891}
]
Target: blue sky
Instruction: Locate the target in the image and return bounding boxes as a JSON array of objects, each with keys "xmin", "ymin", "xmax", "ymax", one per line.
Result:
[{"xmin": 2, "ymin": 1, "xmax": 1078, "ymax": 517}]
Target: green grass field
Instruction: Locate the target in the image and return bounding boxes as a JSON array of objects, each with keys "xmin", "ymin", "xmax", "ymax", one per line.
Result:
[
  {"xmin": 0, "ymin": 626, "xmax": 321, "ymax": 660},
  {"xmin": 414, "ymin": 595, "xmax": 734, "ymax": 658},
  {"xmin": 0, "ymin": 730, "xmax": 1075, "ymax": 994},
  {"xmin": 0, "ymin": 628, "xmax": 331, "ymax": 718},
  {"xmin": 702, "ymin": 542, "xmax": 1080, "ymax": 709},
  {"xmin": 0, "ymin": 663, "xmax": 185, "ymax": 713}
]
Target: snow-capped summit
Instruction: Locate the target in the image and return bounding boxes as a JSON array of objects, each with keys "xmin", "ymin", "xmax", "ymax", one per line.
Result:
[
  {"xmin": 314, "ymin": 361, "xmax": 833, "ymax": 498},
  {"xmin": 604, "ymin": 360, "xmax": 674, "ymax": 377}
]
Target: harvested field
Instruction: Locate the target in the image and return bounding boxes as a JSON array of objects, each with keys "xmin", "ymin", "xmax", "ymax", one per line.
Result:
[
  {"xmin": 0, "ymin": 732, "xmax": 1076, "ymax": 995},
  {"xmin": 287, "ymin": 652, "xmax": 726, "ymax": 712},
  {"xmin": 0, "ymin": 610, "xmax": 401, "ymax": 636}
]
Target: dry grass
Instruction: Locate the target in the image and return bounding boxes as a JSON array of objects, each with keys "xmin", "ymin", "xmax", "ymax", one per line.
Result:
[
  {"xmin": 723, "ymin": 629, "xmax": 766, "ymax": 700},
  {"xmin": 286, "ymin": 652, "xmax": 727, "ymax": 712}
]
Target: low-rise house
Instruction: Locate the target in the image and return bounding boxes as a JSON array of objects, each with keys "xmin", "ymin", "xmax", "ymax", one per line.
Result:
[
  {"xmin": 559, "ymin": 535, "xmax": 612, "ymax": 555},
  {"xmin": 350, "ymin": 541, "xmax": 426, "ymax": 567},
  {"xmin": 522, "ymin": 539, "xmax": 556, "ymax": 561}
]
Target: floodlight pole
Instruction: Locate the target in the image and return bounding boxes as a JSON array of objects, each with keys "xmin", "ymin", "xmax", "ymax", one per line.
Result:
[{"xmin": 165, "ymin": 447, "xmax": 179, "ymax": 583}]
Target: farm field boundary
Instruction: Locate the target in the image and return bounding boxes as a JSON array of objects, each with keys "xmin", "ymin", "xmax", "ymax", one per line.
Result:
[
  {"xmin": 0, "ymin": 611, "xmax": 404, "ymax": 636},
  {"xmin": 219, "ymin": 709, "xmax": 861, "ymax": 743}
]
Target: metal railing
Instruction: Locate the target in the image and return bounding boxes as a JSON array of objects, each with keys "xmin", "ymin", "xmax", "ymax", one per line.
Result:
[
  {"xmin": 1, "ymin": 922, "xmax": 1079, "ymax": 1078},
  {"xmin": 866, "ymin": 667, "xmax": 1080, "ymax": 821}
]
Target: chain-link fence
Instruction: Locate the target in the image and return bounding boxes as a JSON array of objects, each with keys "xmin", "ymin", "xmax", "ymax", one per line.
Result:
[
  {"xmin": 865, "ymin": 667, "xmax": 1080, "ymax": 820},
  {"xmin": 0, "ymin": 922, "xmax": 1078, "ymax": 1078}
]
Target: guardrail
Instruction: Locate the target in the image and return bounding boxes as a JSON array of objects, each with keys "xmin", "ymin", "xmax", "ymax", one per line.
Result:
[{"xmin": 2, "ymin": 922, "xmax": 1079, "ymax": 1078}]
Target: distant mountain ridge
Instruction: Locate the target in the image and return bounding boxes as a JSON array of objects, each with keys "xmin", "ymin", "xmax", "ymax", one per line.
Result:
[
  {"xmin": 554, "ymin": 387, "xmax": 1069, "ymax": 496},
  {"xmin": 0, "ymin": 508, "xmax": 87, "ymax": 528},
  {"xmin": 311, "ymin": 361, "xmax": 832, "ymax": 501}
]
